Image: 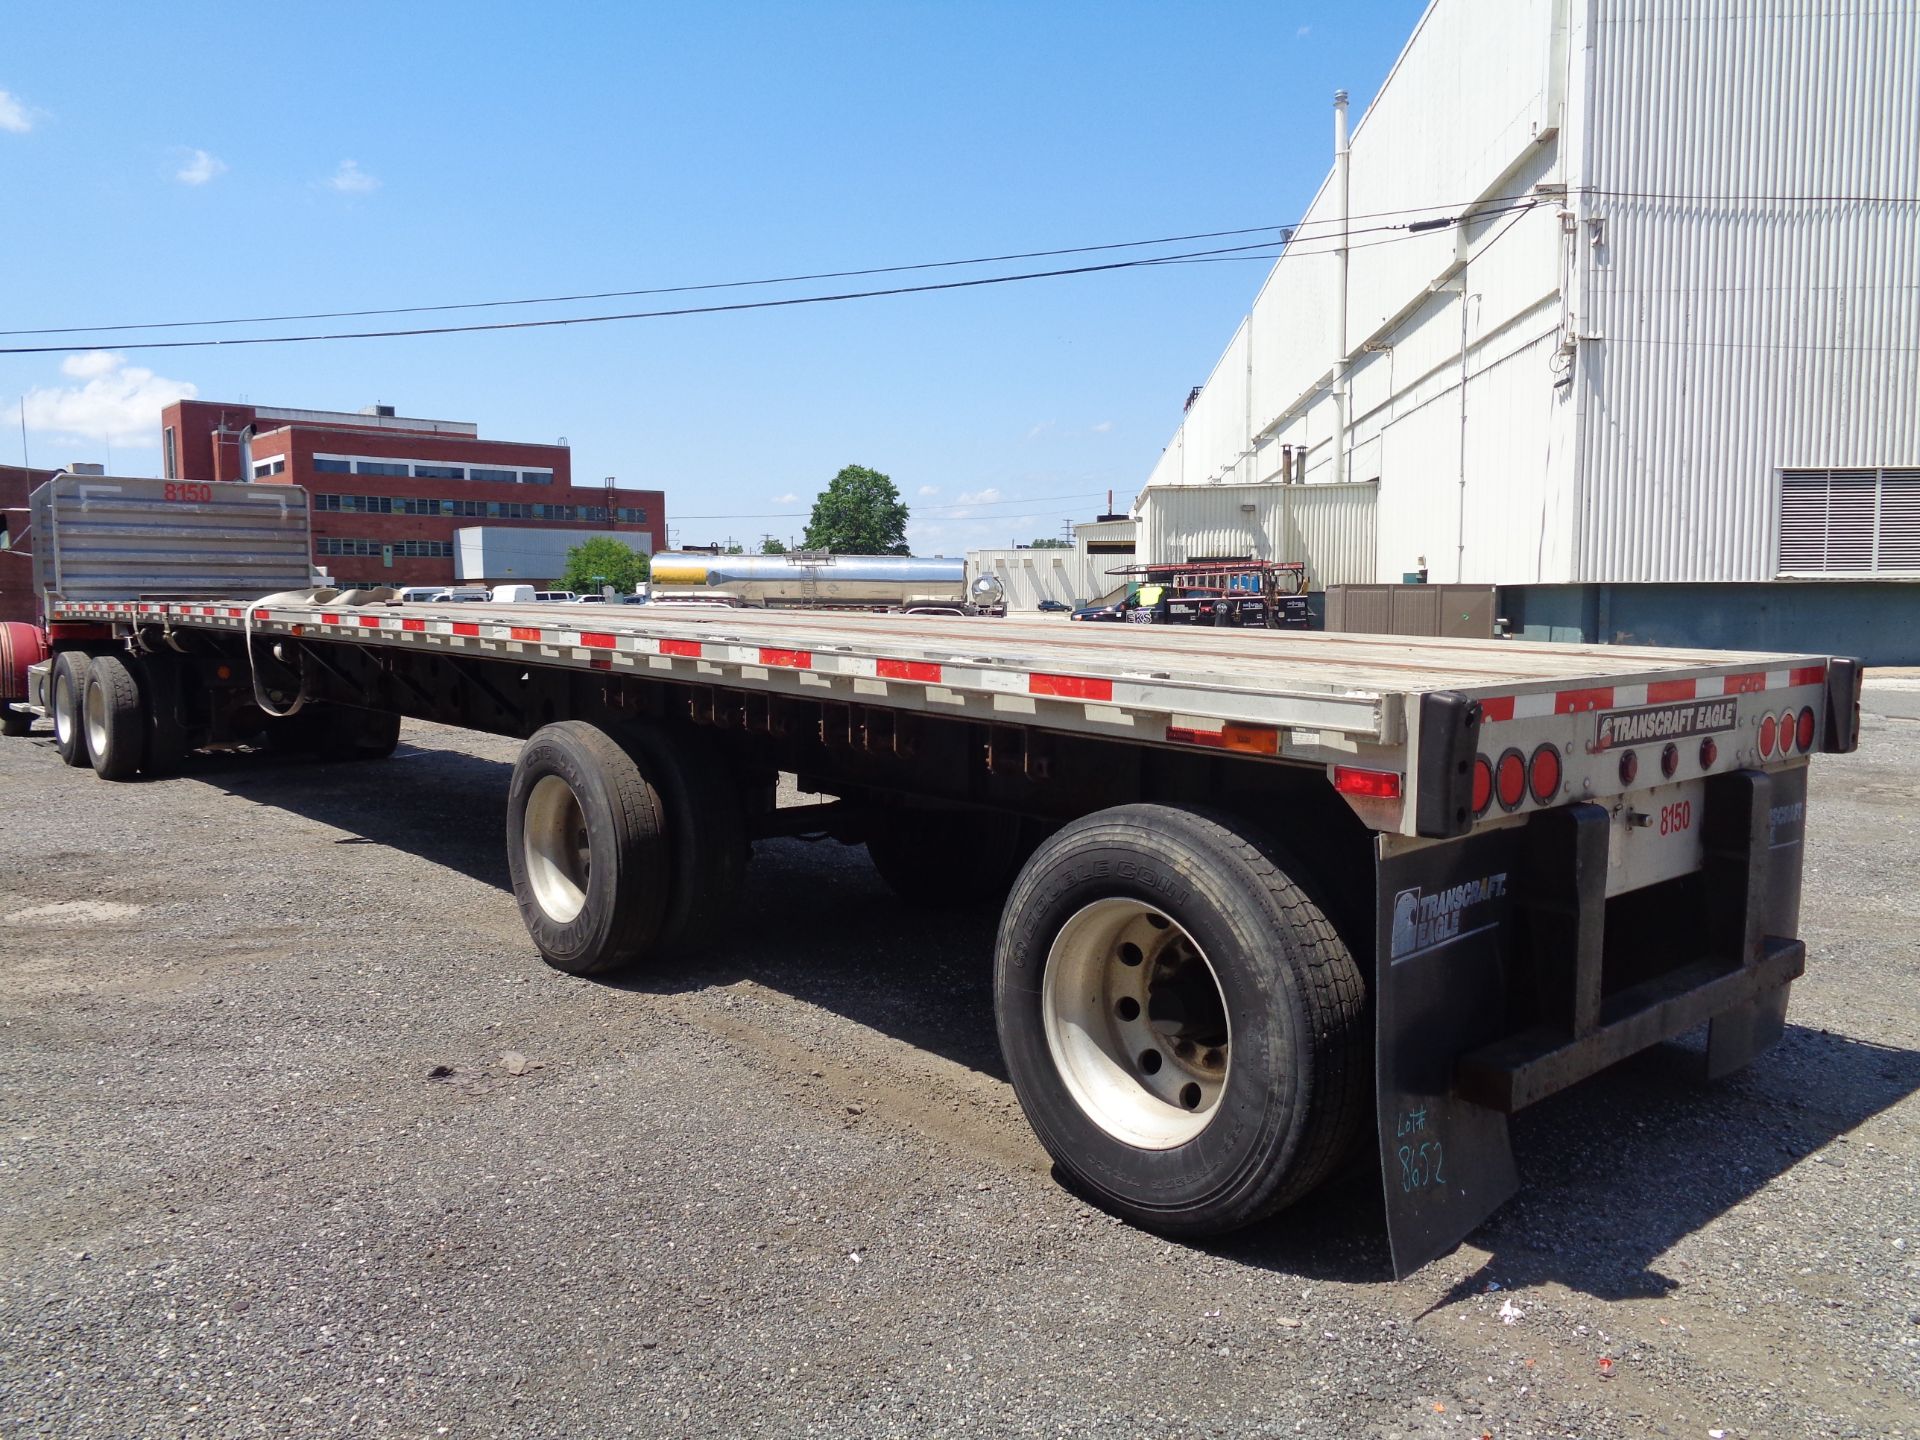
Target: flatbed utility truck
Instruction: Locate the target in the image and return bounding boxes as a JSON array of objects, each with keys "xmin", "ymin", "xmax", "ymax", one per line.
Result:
[{"xmin": 0, "ymin": 475, "xmax": 1863, "ymax": 1275}]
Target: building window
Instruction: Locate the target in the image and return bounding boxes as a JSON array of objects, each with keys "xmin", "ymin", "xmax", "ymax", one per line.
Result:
[
  {"xmin": 313, "ymin": 457, "xmax": 352, "ymax": 474},
  {"xmin": 253, "ymin": 458, "xmax": 287, "ymax": 478},
  {"xmin": 163, "ymin": 427, "xmax": 177, "ymax": 480},
  {"xmin": 356, "ymin": 460, "xmax": 409, "ymax": 478},
  {"xmin": 1779, "ymin": 467, "xmax": 1920, "ymax": 576},
  {"xmin": 414, "ymin": 464, "xmax": 465, "ymax": 480},
  {"xmin": 521, "ymin": 470, "xmax": 554, "ymax": 485},
  {"xmin": 470, "ymin": 467, "xmax": 517, "ymax": 483}
]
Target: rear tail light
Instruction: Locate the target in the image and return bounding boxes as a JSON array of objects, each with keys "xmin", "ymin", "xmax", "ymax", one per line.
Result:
[
  {"xmin": 1619, "ymin": 749, "xmax": 1639, "ymax": 786},
  {"xmin": 1494, "ymin": 749, "xmax": 1527, "ymax": 810},
  {"xmin": 1527, "ymin": 744, "xmax": 1562, "ymax": 804},
  {"xmin": 1758, "ymin": 712, "xmax": 1777, "ymax": 757},
  {"xmin": 1471, "ymin": 755, "xmax": 1493, "ymax": 816},
  {"xmin": 1699, "ymin": 736, "xmax": 1718, "ymax": 768},
  {"xmin": 1332, "ymin": 765, "xmax": 1401, "ymax": 799},
  {"xmin": 1660, "ymin": 742, "xmax": 1679, "ymax": 779},
  {"xmin": 1796, "ymin": 706, "xmax": 1816, "ymax": 752},
  {"xmin": 1777, "ymin": 708, "xmax": 1796, "ymax": 754}
]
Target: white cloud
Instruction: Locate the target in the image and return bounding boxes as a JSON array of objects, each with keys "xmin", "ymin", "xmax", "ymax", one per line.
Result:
[
  {"xmin": 1297, "ymin": 25, "xmax": 1312, "ymax": 37},
  {"xmin": 326, "ymin": 159, "xmax": 379, "ymax": 194},
  {"xmin": 772, "ymin": 492, "xmax": 800, "ymax": 505},
  {"xmin": 60, "ymin": 352, "xmax": 122, "ymax": 379},
  {"xmin": 955, "ymin": 488, "xmax": 1002, "ymax": 505},
  {"xmin": 1024, "ymin": 420, "xmax": 1055, "ymax": 441},
  {"xmin": 176, "ymin": 148, "xmax": 228, "ymax": 185},
  {"xmin": 24, "ymin": 354, "xmax": 198, "ymax": 447},
  {"xmin": 0, "ymin": 90, "xmax": 32, "ymax": 134},
  {"xmin": 1091, "ymin": 420, "xmax": 1114, "ymax": 434},
  {"xmin": 916, "ymin": 485, "xmax": 940, "ymax": 497}
]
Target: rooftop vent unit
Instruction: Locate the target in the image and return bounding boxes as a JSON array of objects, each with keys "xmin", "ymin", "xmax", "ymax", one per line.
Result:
[{"xmin": 360, "ymin": 404, "xmax": 398, "ymax": 418}]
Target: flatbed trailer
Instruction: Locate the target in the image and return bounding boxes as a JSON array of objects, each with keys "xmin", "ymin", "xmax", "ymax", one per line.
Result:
[{"xmin": 3, "ymin": 475, "xmax": 1864, "ymax": 1274}]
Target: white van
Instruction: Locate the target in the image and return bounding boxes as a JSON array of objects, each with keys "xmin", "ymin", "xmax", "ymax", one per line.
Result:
[
  {"xmin": 490, "ymin": 584, "xmax": 537, "ymax": 603},
  {"xmin": 396, "ymin": 586, "xmax": 443, "ymax": 603},
  {"xmin": 427, "ymin": 588, "xmax": 490, "ymax": 604},
  {"xmin": 534, "ymin": 590, "xmax": 577, "ymax": 603}
]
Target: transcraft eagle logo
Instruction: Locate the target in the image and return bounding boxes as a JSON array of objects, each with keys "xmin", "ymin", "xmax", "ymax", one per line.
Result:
[
  {"xmin": 1593, "ymin": 698, "xmax": 1738, "ymax": 751},
  {"xmin": 1390, "ymin": 873, "xmax": 1508, "ymax": 963}
]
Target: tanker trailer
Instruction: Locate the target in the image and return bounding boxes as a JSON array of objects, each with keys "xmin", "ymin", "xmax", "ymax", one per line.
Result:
[{"xmin": 648, "ymin": 552, "xmax": 1004, "ymax": 616}]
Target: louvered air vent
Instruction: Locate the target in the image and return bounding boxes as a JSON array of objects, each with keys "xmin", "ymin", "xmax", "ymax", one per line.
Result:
[{"xmin": 1777, "ymin": 468, "xmax": 1920, "ymax": 576}]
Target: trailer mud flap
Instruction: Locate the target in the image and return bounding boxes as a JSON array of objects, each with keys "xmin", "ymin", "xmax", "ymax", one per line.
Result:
[
  {"xmin": 1706, "ymin": 764, "xmax": 1806, "ymax": 1078},
  {"xmin": 1374, "ymin": 830, "xmax": 1520, "ymax": 1278}
]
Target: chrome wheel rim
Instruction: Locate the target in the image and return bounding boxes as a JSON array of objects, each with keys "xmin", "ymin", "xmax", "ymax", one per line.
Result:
[
  {"xmin": 1041, "ymin": 898, "xmax": 1231, "ymax": 1149},
  {"xmin": 54, "ymin": 672, "xmax": 76, "ymax": 747},
  {"xmin": 523, "ymin": 774, "xmax": 590, "ymax": 923},
  {"xmin": 83, "ymin": 678, "xmax": 109, "ymax": 759}
]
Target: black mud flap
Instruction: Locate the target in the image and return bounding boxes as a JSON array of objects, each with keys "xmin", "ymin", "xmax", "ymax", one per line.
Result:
[
  {"xmin": 1374, "ymin": 830, "xmax": 1521, "ymax": 1278},
  {"xmin": 1707, "ymin": 764, "xmax": 1807, "ymax": 1077}
]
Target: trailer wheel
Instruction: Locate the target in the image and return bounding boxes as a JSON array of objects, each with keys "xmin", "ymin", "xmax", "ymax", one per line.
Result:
[
  {"xmin": 506, "ymin": 721, "xmax": 670, "ymax": 978},
  {"xmin": 995, "ymin": 803, "xmax": 1367, "ymax": 1237},
  {"xmin": 317, "ymin": 707, "xmax": 402, "ymax": 762},
  {"xmin": 51, "ymin": 652, "xmax": 94, "ymax": 767},
  {"xmin": 866, "ymin": 806, "xmax": 1029, "ymax": 907},
  {"xmin": 0, "ymin": 704, "xmax": 30, "ymax": 737},
  {"xmin": 616, "ymin": 724, "xmax": 748, "ymax": 953},
  {"xmin": 83, "ymin": 655, "xmax": 147, "ymax": 781},
  {"xmin": 137, "ymin": 655, "xmax": 189, "ymax": 777}
]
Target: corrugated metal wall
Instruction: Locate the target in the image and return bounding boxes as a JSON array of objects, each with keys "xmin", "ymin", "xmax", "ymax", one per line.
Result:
[
  {"xmin": 1135, "ymin": 481, "xmax": 1377, "ymax": 588},
  {"xmin": 1136, "ymin": 0, "xmax": 1916, "ymax": 591},
  {"xmin": 1573, "ymin": 0, "xmax": 1920, "ymax": 582}
]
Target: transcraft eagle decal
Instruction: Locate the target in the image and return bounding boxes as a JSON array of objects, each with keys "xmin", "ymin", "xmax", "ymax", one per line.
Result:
[{"xmin": 1593, "ymin": 698, "xmax": 1738, "ymax": 751}]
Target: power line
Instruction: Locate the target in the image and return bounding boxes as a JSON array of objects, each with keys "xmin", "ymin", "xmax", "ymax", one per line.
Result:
[
  {"xmin": 0, "ymin": 206, "xmax": 1544, "ymax": 358},
  {"xmin": 0, "ymin": 194, "xmax": 1555, "ymax": 342}
]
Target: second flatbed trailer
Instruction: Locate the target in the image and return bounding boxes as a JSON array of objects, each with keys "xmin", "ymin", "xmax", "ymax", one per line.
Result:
[{"xmin": 6, "ymin": 475, "xmax": 1863, "ymax": 1274}]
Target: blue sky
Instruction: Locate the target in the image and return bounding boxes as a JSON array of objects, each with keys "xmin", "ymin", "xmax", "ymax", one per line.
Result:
[{"xmin": 1, "ymin": 0, "xmax": 1426, "ymax": 553}]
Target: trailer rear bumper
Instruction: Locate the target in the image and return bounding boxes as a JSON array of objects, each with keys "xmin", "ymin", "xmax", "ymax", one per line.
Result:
[{"xmin": 1372, "ymin": 765, "xmax": 1809, "ymax": 1276}]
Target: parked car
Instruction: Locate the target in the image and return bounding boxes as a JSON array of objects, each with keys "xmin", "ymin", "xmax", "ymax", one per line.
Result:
[
  {"xmin": 572, "ymin": 594, "xmax": 608, "ymax": 604},
  {"xmin": 1035, "ymin": 599, "xmax": 1072, "ymax": 613},
  {"xmin": 490, "ymin": 584, "xmax": 537, "ymax": 604},
  {"xmin": 428, "ymin": 588, "xmax": 490, "ymax": 603},
  {"xmin": 534, "ymin": 590, "xmax": 577, "ymax": 603},
  {"xmin": 396, "ymin": 586, "xmax": 443, "ymax": 603}
]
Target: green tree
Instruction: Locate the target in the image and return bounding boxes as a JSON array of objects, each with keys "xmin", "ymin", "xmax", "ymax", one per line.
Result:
[
  {"xmin": 803, "ymin": 464, "xmax": 910, "ymax": 554},
  {"xmin": 761, "ymin": 536, "xmax": 788, "ymax": 555},
  {"xmin": 1028, "ymin": 538, "xmax": 1072, "ymax": 549},
  {"xmin": 559, "ymin": 535, "xmax": 651, "ymax": 595}
]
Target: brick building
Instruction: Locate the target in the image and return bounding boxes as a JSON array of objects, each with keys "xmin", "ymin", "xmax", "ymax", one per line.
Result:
[
  {"xmin": 159, "ymin": 400, "xmax": 664, "ymax": 589},
  {"xmin": 0, "ymin": 462, "xmax": 59, "ymax": 624}
]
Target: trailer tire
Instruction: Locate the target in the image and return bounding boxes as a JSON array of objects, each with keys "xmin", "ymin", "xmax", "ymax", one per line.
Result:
[
  {"xmin": 0, "ymin": 704, "xmax": 30, "ymax": 737},
  {"xmin": 317, "ymin": 707, "xmax": 402, "ymax": 762},
  {"xmin": 506, "ymin": 721, "xmax": 671, "ymax": 978},
  {"xmin": 138, "ymin": 655, "xmax": 189, "ymax": 777},
  {"xmin": 616, "ymin": 724, "xmax": 748, "ymax": 954},
  {"xmin": 52, "ymin": 652, "xmax": 93, "ymax": 767},
  {"xmin": 83, "ymin": 655, "xmax": 147, "ymax": 781},
  {"xmin": 994, "ymin": 803, "xmax": 1368, "ymax": 1237},
  {"xmin": 866, "ymin": 806, "xmax": 1029, "ymax": 908}
]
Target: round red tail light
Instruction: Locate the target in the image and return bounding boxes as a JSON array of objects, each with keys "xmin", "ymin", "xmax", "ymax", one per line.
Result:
[
  {"xmin": 1495, "ymin": 749, "xmax": 1527, "ymax": 810},
  {"xmin": 1777, "ymin": 708, "xmax": 1796, "ymax": 754},
  {"xmin": 1660, "ymin": 742, "xmax": 1679, "ymax": 779},
  {"xmin": 1528, "ymin": 744, "xmax": 1562, "ymax": 804},
  {"xmin": 1796, "ymin": 706, "xmax": 1816, "ymax": 753},
  {"xmin": 1758, "ymin": 712, "xmax": 1778, "ymax": 757},
  {"xmin": 1619, "ymin": 749, "xmax": 1639, "ymax": 786},
  {"xmin": 1471, "ymin": 755, "xmax": 1493, "ymax": 816},
  {"xmin": 1699, "ymin": 736, "xmax": 1718, "ymax": 768}
]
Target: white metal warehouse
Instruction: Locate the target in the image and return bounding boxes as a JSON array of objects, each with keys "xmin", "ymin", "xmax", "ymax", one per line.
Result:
[{"xmin": 1139, "ymin": 0, "xmax": 1918, "ymax": 657}]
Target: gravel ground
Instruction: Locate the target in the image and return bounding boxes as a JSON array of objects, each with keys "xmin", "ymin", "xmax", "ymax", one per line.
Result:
[{"xmin": 1, "ymin": 685, "xmax": 1916, "ymax": 1439}]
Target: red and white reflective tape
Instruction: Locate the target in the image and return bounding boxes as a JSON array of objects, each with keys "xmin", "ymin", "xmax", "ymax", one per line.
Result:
[{"xmin": 1478, "ymin": 664, "xmax": 1827, "ymax": 723}]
